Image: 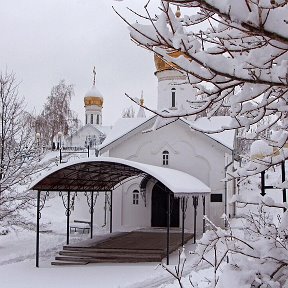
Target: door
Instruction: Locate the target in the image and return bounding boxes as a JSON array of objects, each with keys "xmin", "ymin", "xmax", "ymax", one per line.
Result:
[{"xmin": 151, "ymin": 182, "xmax": 179, "ymax": 227}]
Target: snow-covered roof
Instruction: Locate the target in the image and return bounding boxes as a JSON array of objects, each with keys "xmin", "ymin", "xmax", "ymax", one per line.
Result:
[
  {"xmin": 30, "ymin": 157, "xmax": 211, "ymax": 195},
  {"xmin": 185, "ymin": 116, "xmax": 235, "ymax": 150},
  {"xmin": 97, "ymin": 125, "xmax": 113, "ymax": 136},
  {"xmin": 99, "ymin": 117, "xmax": 154, "ymax": 150},
  {"xmin": 85, "ymin": 85, "xmax": 103, "ymax": 98},
  {"xmin": 99, "ymin": 115, "xmax": 235, "ymax": 153},
  {"xmin": 65, "ymin": 124, "xmax": 112, "ymax": 140}
]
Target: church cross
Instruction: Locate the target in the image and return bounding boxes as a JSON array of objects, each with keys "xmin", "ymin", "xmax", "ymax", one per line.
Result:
[{"xmin": 93, "ymin": 66, "xmax": 96, "ymax": 86}]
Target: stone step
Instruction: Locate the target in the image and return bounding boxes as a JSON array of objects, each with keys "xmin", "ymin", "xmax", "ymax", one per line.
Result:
[
  {"xmin": 58, "ymin": 250, "xmax": 163, "ymax": 260},
  {"xmin": 55, "ymin": 256, "xmax": 93, "ymax": 262},
  {"xmin": 51, "ymin": 260, "xmax": 89, "ymax": 266},
  {"xmin": 55, "ymin": 255, "xmax": 160, "ymax": 263},
  {"xmin": 62, "ymin": 246, "xmax": 165, "ymax": 254}
]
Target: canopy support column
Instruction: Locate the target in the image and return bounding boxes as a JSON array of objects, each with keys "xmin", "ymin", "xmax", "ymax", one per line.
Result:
[
  {"xmin": 202, "ymin": 195, "xmax": 206, "ymax": 233},
  {"xmin": 166, "ymin": 191, "xmax": 171, "ymax": 265},
  {"xmin": 66, "ymin": 191, "xmax": 70, "ymax": 245},
  {"xmin": 35, "ymin": 191, "xmax": 49, "ymax": 268},
  {"xmin": 85, "ymin": 191, "xmax": 99, "ymax": 238},
  {"xmin": 36, "ymin": 190, "xmax": 40, "ymax": 268},
  {"xmin": 181, "ymin": 197, "xmax": 188, "ymax": 247},
  {"xmin": 110, "ymin": 191, "xmax": 113, "ymax": 233},
  {"xmin": 60, "ymin": 191, "xmax": 74, "ymax": 246},
  {"xmin": 192, "ymin": 196, "xmax": 199, "ymax": 244},
  {"xmin": 90, "ymin": 192, "xmax": 94, "ymax": 239}
]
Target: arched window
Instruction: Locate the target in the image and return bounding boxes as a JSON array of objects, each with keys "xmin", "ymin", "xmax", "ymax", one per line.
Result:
[
  {"xmin": 90, "ymin": 114, "xmax": 93, "ymax": 124},
  {"xmin": 132, "ymin": 190, "xmax": 139, "ymax": 205},
  {"xmin": 171, "ymin": 88, "xmax": 176, "ymax": 108},
  {"xmin": 162, "ymin": 150, "xmax": 169, "ymax": 166}
]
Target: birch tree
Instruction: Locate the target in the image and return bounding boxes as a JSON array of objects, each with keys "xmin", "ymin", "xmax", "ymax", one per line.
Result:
[{"xmin": 36, "ymin": 80, "xmax": 80, "ymax": 149}]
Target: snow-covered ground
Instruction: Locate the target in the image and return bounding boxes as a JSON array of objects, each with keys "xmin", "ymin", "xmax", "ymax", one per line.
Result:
[
  {"xmin": 0, "ymin": 163, "xmax": 286, "ymax": 288},
  {"xmin": 0, "ymin": 196, "xmax": 204, "ymax": 288}
]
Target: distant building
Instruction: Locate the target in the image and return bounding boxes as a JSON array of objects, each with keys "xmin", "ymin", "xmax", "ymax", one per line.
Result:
[{"xmin": 65, "ymin": 68, "xmax": 112, "ymax": 149}]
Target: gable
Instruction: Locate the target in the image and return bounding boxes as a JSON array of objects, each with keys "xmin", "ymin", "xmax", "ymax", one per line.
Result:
[
  {"xmin": 99, "ymin": 116, "xmax": 156, "ymax": 153},
  {"xmin": 99, "ymin": 116, "xmax": 234, "ymax": 155},
  {"xmin": 66, "ymin": 124, "xmax": 104, "ymax": 140}
]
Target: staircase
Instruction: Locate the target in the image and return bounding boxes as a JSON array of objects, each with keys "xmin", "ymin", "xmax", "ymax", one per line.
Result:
[
  {"xmin": 51, "ymin": 247, "xmax": 164, "ymax": 265},
  {"xmin": 51, "ymin": 230, "xmax": 193, "ymax": 266}
]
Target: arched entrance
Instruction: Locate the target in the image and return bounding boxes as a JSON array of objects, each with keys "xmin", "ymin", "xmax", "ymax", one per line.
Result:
[{"xmin": 151, "ymin": 182, "xmax": 179, "ymax": 227}]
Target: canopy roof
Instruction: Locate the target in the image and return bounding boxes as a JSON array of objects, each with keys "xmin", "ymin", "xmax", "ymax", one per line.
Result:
[{"xmin": 30, "ymin": 157, "xmax": 211, "ymax": 195}]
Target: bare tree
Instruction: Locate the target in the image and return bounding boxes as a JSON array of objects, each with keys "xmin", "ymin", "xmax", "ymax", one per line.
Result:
[
  {"xmin": 0, "ymin": 71, "xmax": 43, "ymax": 227},
  {"xmin": 117, "ymin": 0, "xmax": 288, "ymax": 175},
  {"xmin": 36, "ymin": 80, "xmax": 80, "ymax": 149}
]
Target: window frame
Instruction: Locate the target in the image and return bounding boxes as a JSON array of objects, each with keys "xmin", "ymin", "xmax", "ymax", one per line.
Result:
[
  {"xmin": 162, "ymin": 150, "xmax": 169, "ymax": 166},
  {"xmin": 132, "ymin": 190, "xmax": 140, "ymax": 205},
  {"xmin": 171, "ymin": 88, "xmax": 176, "ymax": 108}
]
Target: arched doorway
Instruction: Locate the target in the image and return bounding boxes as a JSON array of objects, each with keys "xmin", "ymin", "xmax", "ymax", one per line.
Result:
[{"xmin": 151, "ymin": 182, "xmax": 179, "ymax": 227}]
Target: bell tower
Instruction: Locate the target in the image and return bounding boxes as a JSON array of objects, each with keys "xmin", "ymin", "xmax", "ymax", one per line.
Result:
[
  {"xmin": 153, "ymin": 8, "xmax": 197, "ymax": 119},
  {"xmin": 84, "ymin": 67, "xmax": 103, "ymax": 126}
]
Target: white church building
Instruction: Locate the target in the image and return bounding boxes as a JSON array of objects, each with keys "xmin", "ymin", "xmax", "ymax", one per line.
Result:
[
  {"xmin": 66, "ymin": 52, "xmax": 236, "ymax": 234},
  {"xmin": 65, "ymin": 69, "xmax": 112, "ymax": 150}
]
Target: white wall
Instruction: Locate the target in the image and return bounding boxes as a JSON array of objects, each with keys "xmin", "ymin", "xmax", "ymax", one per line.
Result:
[
  {"xmin": 85, "ymin": 105, "xmax": 102, "ymax": 126},
  {"xmin": 156, "ymin": 70, "xmax": 197, "ymax": 121},
  {"xmin": 108, "ymin": 120, "xmax": 231, "ymax": 228},
  {"xmin": 65, "ymin": 125, "xmax": 103, "ymax": 148}
]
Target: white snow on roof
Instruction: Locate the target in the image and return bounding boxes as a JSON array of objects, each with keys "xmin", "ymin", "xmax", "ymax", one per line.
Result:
[
  {"xmin": 30, "ymin": 157, "xmax": 211, "ymax": 195},
  {"xmin": 97, "ymin": 125, "xmax": 112, "ymax": 136},
  {"xmin": 99, "ymin": 115, "xmax": 234, "ymax": 152},
  {"xmin": 85, "ymin": 85, "xmax": 103, "ymax": 98},
  {"xmin": 99, "ymin": 117, "xmax": 153, "ymax": 149},
  {"xmin": 186, "ymin": 116, "xmax": 235, "ymax": 150}
]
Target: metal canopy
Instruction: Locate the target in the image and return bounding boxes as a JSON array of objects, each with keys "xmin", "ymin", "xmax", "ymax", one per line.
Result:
[
  {"xmin": 32, "ymin": 157, "xmax": 211, "ymax": 268},
  {"xmin": 30, "ymin": 157, "xmax": 211, "ymax": 194},
  {"xmin": 32, "ymin": 162, "xmax": 145, "ymax": 192}
]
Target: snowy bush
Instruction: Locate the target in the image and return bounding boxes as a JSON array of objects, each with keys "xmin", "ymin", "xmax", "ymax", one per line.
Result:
[{"xmin": 179, "ymin": 206, "xmax": 288, "ymax": 287}]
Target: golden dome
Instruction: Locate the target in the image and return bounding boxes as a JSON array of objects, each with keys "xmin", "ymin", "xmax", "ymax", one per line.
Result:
[
  {"xmin": 154, "ymin": 50, "xmax": 188, "ymax": 73},
  {"xmin": 84, "ymin": 96, "xmax": 103, "ymax": 107},
  {"xmin": 175, "ymin": 6, "xmax": 181, "ymax": 18},
  {"xmin": 84, "ymin": 85, "xmax": 103, "ymax": 107}
]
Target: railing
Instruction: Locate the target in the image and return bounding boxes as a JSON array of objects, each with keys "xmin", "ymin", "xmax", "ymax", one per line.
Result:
[{"xmin": 59, "ymin": 146, "xmax": 90, "ymax": 163}]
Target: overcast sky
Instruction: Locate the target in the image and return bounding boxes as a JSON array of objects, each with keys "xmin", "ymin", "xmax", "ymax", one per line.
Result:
[{"xmin": 0, "ymin": 0, "xmax": 160, "ymax": 126}]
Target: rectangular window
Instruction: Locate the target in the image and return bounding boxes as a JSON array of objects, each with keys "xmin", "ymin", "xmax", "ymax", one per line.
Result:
[
  {"xmin": 171, "ymin": 88, "xmax": 176, "ymax": 108},
  {"xmin": 97, "ymin": 114, "xmax": 99, "ymax": 124},
  {"xmin": 90, "ymin": 114, "xmax": 93, "ymax": 124},
  {"xmin": 163, "ymin": 155, "xmax": 168, "ymax": 165},
  {"xmin": 172, "ymin": 91, "xmax": 176, "ymax": 107},
  {"xmin": 162, "ymin": 151, "xmax": 169, "ymax": 166},
  {"xmin": 210, "ymin": 194, "xmax": 223, "ymax": 202},
  {"xmin": 133, "ymin": 190, "xmax": 139, "ymax": 205}
]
